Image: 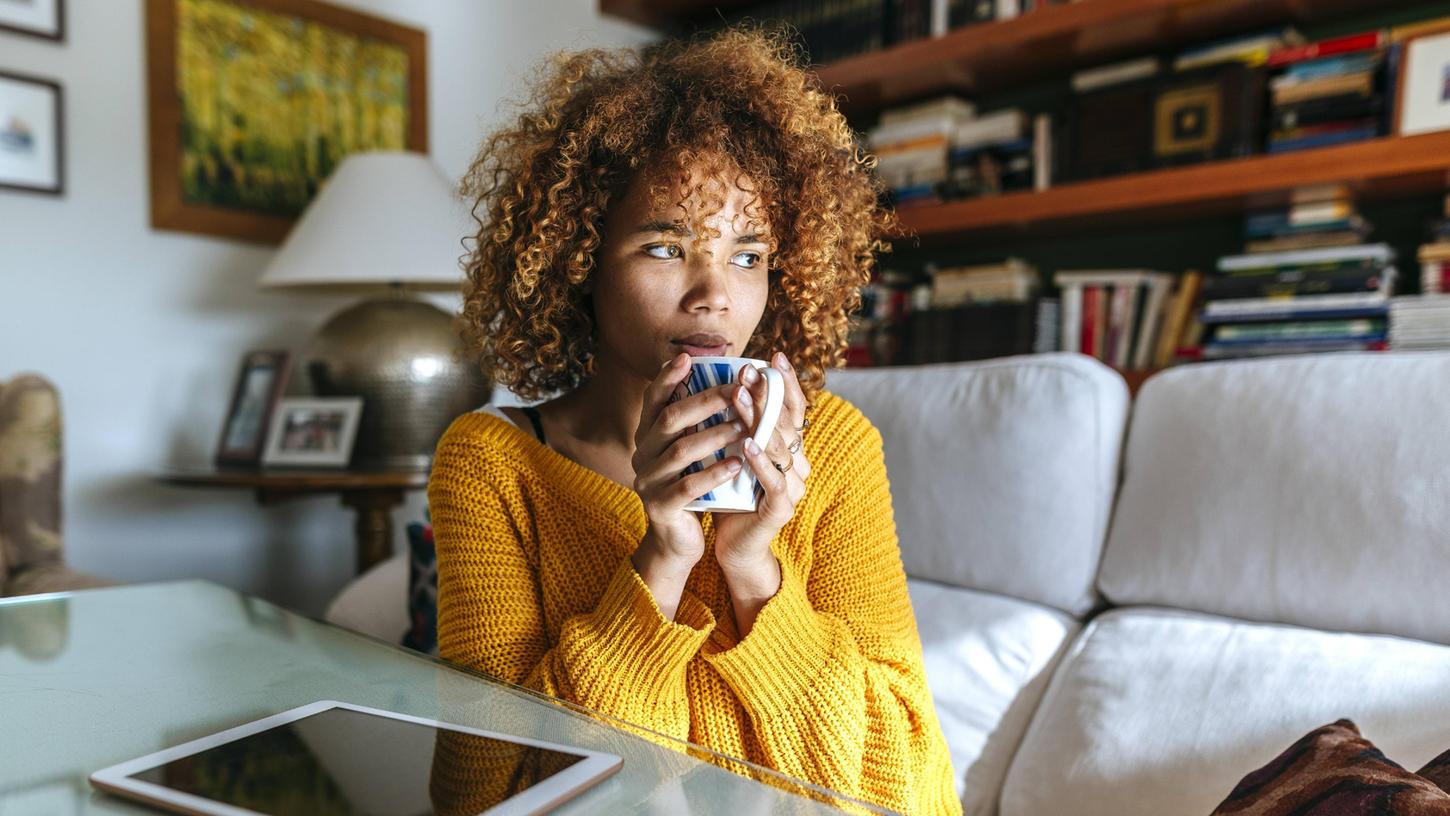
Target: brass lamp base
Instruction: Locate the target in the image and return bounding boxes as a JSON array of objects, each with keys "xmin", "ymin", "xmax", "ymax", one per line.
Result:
[{"xmin": 303, "ymin": 295, "xmax": 490, "ymax": 470}]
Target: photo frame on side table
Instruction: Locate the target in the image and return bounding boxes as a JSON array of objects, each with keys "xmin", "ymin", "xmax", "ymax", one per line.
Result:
[
  {"xmin": 216, "ymin": 350, "xmax": 291, "ymax": 467},
  {"xmin": 1397, "ymin": 31, "xmax": 1450, "ymax": 137},
  {"xmin": 0, "ymin": 0, "xmax": 64, "ymax": 41},
  {"xmin": 261, "ymin": 397, "xmax": 363, "ymax": 468},
  {"xmin": 0, "ymin": 71, "xmax": 64, "ymax": 195}
]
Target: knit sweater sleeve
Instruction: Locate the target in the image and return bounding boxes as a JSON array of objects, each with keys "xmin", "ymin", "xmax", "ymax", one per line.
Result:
[
  {"xmin": 700, "ymin": 406, "xmax": 962, "ymax": 815},
  {"xmin": 429, "ymin": 420, "xmax": 715, "ymax": 742}
]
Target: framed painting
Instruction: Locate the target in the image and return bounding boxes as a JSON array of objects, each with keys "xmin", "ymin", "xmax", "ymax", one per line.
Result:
[
  {"xmin": 0, "ymin": 0, "xmax": 64, "ymax": 41},
  {"xmin": 0, "ymin": 71, "xmax": 64, "ymax": 195},
  {"xmin": 145, "ymin": 0, "xmax": 427, "ymax": 243}
]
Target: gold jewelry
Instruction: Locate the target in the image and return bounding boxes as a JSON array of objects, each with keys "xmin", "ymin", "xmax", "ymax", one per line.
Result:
[
  {"xmin": 795, "ymin": 417, "xmax": 811, "ymax": 433},
  {"xmin": 773, "ymin": 458, "xmax": 793, "ymax": 474},
  {"xmin": 787, "ymin": 436, "xmax": 802, "ymax": 454}
]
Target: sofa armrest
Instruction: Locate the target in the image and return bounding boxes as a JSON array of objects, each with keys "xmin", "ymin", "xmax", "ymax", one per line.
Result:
[{"xmin": 324, "ymin": 551, "xmax": 408, "ymax": 643}]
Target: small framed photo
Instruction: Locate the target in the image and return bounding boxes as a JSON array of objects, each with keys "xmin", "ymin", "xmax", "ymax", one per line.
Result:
[
  {"xmin": 0, "ymin": 0, "xmax": 64, "ymax": 41},
  {"xmin": 1397, "ymin": 31, "xmax": 1450, "ymax": 137},
  {"xmin": 215, "ymin": 350, "xmax": 291, "ymax": 467},
  {"xmin": 0, "ymin": 71, "xmax": 64, "ymax": 195},
  {"xmin": 261, "ymin": 397, "xmax": 364, "ymax": 468}
]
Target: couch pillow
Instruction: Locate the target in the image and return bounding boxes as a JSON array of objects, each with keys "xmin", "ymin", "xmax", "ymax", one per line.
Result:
[
  {"xmin": 1420, "ymin": 748, "xmax": 1450, "ymax": 795},
  {"xmin": 1210, "ymin": 719, "xmax": 1450, "ymax": 815},
  {"xmin": 401, "ymin": 508, "xmax": 438, "ymax": 656}
]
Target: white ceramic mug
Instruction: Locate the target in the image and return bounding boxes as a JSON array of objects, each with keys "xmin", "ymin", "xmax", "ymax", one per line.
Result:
[{"xmin": 668, "ymin": 356, "xmax": 785, "ymax": 513}]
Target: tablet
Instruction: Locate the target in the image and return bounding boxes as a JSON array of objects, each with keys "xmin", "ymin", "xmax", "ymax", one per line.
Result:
[{"xmin": 89, "ymin": 700, "xmax": 623, "ymax": 816}]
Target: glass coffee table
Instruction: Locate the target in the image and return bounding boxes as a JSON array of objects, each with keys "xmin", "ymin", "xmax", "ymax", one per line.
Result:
[{"xmin": 0, "ymin": 580, "xmax": 887, "ymax": 815}]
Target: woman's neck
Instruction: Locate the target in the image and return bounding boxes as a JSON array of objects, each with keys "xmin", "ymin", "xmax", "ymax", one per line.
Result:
[{"xmin": 541, "ymin": 354, "xmax": 650, "ymax": 456}]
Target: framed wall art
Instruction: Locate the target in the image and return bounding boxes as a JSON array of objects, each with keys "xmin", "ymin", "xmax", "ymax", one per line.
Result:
[
  {"xmin": 0, "ymin": 71, "xmax": 63, "ymax": 195},
  {"xmin": 0, "ymin": 0, "xmax": 64, "ymax": 42},
  {"xmin": 1397, "ymin": 31, "xmax": 1450, "ymax": 137},
  {"xmin": 145, "ymin": 0, "xmax": 427, "ymax": 243}
]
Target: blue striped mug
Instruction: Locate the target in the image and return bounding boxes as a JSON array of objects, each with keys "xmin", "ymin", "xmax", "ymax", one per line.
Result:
[{"xmin": 668, "ymin": 356, "xmax": 785, "ymax": 513}]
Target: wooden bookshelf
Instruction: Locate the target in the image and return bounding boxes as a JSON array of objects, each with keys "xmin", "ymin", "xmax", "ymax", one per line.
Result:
[
  {"xmin": 888, "ymin": 131, "xmax": 1450, "ymax": 242},
  {"xmin": 600, "ymin": 0, "xmax": 1426, "ymax": 114}
]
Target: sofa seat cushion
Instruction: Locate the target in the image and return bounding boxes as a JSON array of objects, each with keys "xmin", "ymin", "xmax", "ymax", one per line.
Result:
[
  {"xmin": 325, "ymin": 550, "xmax": 408, "ymax": 643},
  {"xmin": 907, "ymin": 577, "xmax": 1079, "ymax": 816},
  {"xmin": 1001, "ymin": 607, "xmax": 1450, "ymax": 816}
]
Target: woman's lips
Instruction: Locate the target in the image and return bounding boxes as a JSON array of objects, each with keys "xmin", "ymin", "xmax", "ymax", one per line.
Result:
[
  {"xmin": 673, "ymin": 334, "xmax": 729, "ymax": 356},
  {"xmin": 675, "ymin": 343, "xmax": 728, "ymax": 356}
]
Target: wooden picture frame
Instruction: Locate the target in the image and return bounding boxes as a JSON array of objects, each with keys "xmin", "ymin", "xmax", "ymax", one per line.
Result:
[
  {"xmin": 145, "ymin": 0, "xmax": 427, "ymax": 244},
  {"xmin": 261, "ymin": 397, "xmax": 364, "ymax": 468},
  {"xmin": 216, "ymin": 350, "xmax": 291, "ymax": 467},
  {"xmin": 0, "ymin": 0, "xmax": 64, "ymax": 42},
  {"xmin": 0, "ymin": 71, "xmax": 64, "ymax": 196}
]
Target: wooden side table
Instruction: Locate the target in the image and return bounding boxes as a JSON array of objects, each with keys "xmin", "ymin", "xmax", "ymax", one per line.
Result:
[{"xmin": 156, "ymin": 466, "xmax": 430, "ymax": 575}]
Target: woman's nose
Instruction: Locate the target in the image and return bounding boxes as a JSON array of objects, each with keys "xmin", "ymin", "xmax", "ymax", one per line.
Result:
[{"xmin": 682, "ymin": 260, "xmax": 731, "ymax": 313}]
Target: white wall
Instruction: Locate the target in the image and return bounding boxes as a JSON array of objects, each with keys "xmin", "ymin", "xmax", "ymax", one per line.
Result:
[{"xmin": 0, "ymin": 0, "xmax": 654, "ymax": 617}]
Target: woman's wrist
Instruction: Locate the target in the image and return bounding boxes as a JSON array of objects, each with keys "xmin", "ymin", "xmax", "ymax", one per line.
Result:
[
  {"xmin": 720, "ymin": 553, "xmax": 782, "ymax": 638},
  {"xmin": 631, "ymin": 530, "xmax": 698, "ymax": 621}
]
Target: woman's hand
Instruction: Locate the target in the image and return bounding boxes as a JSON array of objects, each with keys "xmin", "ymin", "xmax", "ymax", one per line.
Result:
[
  {"xmin": 712, "ymin": 351, "xmax": 812, "ymax": 632},
  {"xmin": 630, "ymin": 352, "xmax": 750, "ymax": 606}
]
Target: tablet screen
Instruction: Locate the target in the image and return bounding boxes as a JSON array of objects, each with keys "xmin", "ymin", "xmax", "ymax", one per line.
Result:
[{"xmin": 126, "ymin": 707, "xmax": 588, "ymax": 815}]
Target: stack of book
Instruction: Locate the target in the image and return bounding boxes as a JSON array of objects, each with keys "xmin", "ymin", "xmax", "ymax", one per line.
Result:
[
  {"xmin": 1054, "ymin": 270, "xmax": 1178, "ymax": 371},
  {"xmin": 1419, "ymin": 194, "xmax": 1450, "ymax": 294},
  {"xmin": 901, "ymin": 259, "xmax": 1044, "ymax": 364},
  {"xmin": 941, "ymin": 108, "xmax": 1050, "ymax": 200},
  {"xmin": 1266, "ymin": 31, "xmax": 1395, "ymax": 154},
  {"xmin": 1197, "ymin": 244, "xmax": 1395, "ymax": 361},
  {"xmin": 1388, "ymin": 295, "xmax": 1450, "ymax": 350},
  {"xmin": 868, "ymin": 95, "xmax": 975, "ymax": 208},
  {"xmin": 1242, "ymin": 184, "xmax": 1370, "ymax": 253}
]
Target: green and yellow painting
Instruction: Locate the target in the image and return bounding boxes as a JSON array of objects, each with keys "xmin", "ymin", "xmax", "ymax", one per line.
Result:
[{"xmin": 176, "ymin": 0, "xmax": 411, "ymax": 217}]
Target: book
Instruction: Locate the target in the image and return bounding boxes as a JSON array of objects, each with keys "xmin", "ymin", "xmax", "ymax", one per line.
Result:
[
  {"xmin": 1201, "ymin": 268, "xmax": 1387, "ymax": 300},
  {"xmin": 1133, "ymin": 273, "xmax": 1176, "ymax": 370},
  {"xmin": 1174, "ymin": 27, "xmax": 1304, "ymax": 71},
  {"xmin": 1271, "ymin": 71, "xmax": 1376, "ymax": 105},
  {"xmin": 1244, "ymin": 231, "xmax": 1369, "ymax": 252},
  {"xmin": 1213, "ymin": 318, "xmax": 1385, "ymax": 342},
  {"xmin": 954, "ymin": 109, "xmax": 1028, "ymax": 149},
  {"xmin": 1267, "ymin": 31, "xmax": 1388, "ymax": 68},
  {"xmin": 1059, "ymin": 282, "xmax": 1082, "ymax": 353},
  {"xmin": 1071, "ymin": 57, "xmax": 1160, "ymax": 92},
  {"xmin": 1032, "ymin": 113, "xmax": 1052, "ymax": 191},
  {"xmin": 1218, "ymin": 243, "xmax": 1394, "ymax": 273},
  {"xmin": 1276, "ymin": 52, "xmax": 1383, "ymax": 83},
  {"xmin": 1151, "ymin": 273, "xmax": 1200, "ymax": 367},
  {"xmin": 1201, "ymin": 338, "xmax": 1387, "ymax": 359}
]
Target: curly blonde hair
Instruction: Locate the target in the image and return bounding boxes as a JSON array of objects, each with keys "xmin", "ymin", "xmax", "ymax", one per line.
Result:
[{"xmin": 457, "ymin": 24, "xmax": 900, "ymax": 403}]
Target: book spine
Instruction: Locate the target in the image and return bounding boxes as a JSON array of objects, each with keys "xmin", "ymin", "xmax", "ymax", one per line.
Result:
[
  {"xmin": 1267, "ymin": 31, "xmax": 1387, "ymax": 68},
  {"xmin": 1081, "ymin": 285, "xmax": 1098, "ymax": 358},
  {"xmin": 1060, "ymin": 283, "xmax": 1082, "ymax": 352},
  {"xmin": 1092, "ymin": 284, "xmax": 1108, "ymax": 361}
]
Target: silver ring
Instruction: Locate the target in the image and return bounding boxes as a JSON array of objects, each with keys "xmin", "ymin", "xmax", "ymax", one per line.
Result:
[
  {"xmin": 773, "ymin": 458, "xmax": 792, "ymax": 474},
  {"xmin": 787, "ymin": 436, "xmax": 802, "ymax": 454}
]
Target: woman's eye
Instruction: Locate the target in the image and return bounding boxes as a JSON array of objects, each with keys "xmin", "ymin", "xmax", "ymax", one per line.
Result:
[
  {"xmin": 644, "ymin": 243, "xmax": 681, "ymax": 260},
  {"xmin": 732, "ymin": 251, "xmax": 763, "ymax": 269}
]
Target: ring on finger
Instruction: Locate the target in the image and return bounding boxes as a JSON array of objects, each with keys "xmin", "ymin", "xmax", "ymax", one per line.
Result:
[
  {"xmin": 772, "ymin": 457, "xmax": 792, "ymax": 474},
  {"xmin": 787, "ymin": 436, "xmax": 802, "ymax": 454},
  {"xmin": 795, "ymin": 417, "xmax": 811, "ymax": 433}
]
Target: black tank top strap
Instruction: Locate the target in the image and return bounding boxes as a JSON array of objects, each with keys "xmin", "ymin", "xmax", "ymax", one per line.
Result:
[{"xmin": 518, "ymin": 405, "xmax": 547, "ymax": 445}]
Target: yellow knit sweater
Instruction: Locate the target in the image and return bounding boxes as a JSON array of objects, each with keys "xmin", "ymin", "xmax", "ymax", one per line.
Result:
[{"xmin": 427, "ymin": 391, "xmax": 961, "ymax": 815}]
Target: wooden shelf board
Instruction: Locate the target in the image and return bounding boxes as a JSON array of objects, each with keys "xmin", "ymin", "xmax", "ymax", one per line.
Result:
[
  {"xmin": 810, "ymin": 0, "xmax": 1424, "ymax": 117},
  {"xmin": 599, "ymin": 0, "xmax": 756, "ymax": 28},
  {"xmin": 890, "ymin": 131, "xmax": 1450, "ymax": 242}
]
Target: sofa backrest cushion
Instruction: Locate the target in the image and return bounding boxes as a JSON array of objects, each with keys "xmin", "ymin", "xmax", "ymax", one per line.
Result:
[
  {"xmin": 1098, "ymin": 350, "xmax": 1450, "ymax": 645},
  {"xmin": 827, "ymin": 353, "xmax": 1130, "ymax": 617}
]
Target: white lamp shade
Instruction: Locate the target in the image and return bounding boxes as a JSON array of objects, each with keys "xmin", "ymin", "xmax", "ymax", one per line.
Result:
[{"xmin": 259, "ymin": 151, "xmax": 473, "ymax": 289}]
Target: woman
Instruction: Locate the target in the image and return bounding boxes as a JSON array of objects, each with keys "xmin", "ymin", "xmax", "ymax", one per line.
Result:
[{"xmin": 428, "ymin": 25, "xmax": 961, "ymax": 815}]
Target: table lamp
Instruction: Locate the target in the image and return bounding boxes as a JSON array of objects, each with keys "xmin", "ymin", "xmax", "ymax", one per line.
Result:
[{"xmin": 259, "ymin": 151, "xmax": 490, "ymax": 470}]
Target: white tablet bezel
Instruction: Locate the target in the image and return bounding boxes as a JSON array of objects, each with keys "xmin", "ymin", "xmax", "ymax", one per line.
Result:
[{"xmin": 89, "ymin": 700, "xmax": 623, "ymax": 816}]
